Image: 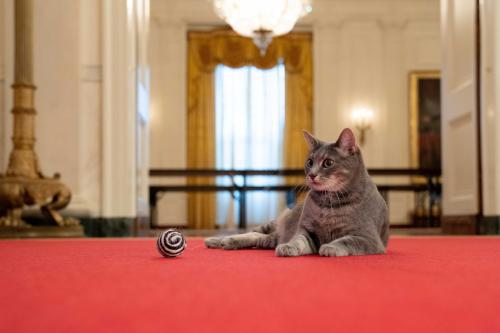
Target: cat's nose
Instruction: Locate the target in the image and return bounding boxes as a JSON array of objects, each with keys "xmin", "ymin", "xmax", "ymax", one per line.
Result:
[{"xmin": 308, "ymin": 174, "xmax": 317, "ymax": 181}]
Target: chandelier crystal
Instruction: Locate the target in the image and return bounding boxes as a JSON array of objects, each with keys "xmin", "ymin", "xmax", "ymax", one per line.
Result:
[{"xmin": 213, "ymin": 0, "xmax": 312, "ymax": 55}]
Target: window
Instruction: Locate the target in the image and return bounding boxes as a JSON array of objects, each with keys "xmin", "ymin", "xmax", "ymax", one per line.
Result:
[{"xmin": 215, "ymin": 63, "xmax": 286, "ymax": 226}]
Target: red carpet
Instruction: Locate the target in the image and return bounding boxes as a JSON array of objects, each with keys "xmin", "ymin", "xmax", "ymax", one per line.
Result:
[{"xmin": 1, "ymin": 237, "xmax": 500, "ymax": 333}]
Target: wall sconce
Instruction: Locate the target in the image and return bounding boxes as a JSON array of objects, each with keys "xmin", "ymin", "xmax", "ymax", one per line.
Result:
[{"xmin": 351, "ymin": 107, "xmax": 374, "ymax": 146}]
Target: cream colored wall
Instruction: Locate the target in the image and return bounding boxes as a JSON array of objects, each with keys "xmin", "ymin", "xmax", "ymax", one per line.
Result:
[
  {"xmin": 0, "ymin": 0, "xmax": 11, "ymax": 174},
  {"xmin": 149, "ymin": 0, "xmax": 441, "ymax": 225},
  {"xmin": 0, "ymin": 0, "xmax": 4, "ymax": 170},
  {"xmin": 35, "ymin": 0, "xmax": 82, "ymax": 211},
  {"xmin": 78, "ymin": 0, "xmax": 102, "ymax": 215},
  {"xmin": 149, "ymin": 18, "xmax": 188, "ymax": 225},
  {"xmin": 481, "ymin": 0, "xmax": 500, "ymax": 216},
  {"xmin": 440, "ymin": 0, "xmax": 479, "ymax": 217},
  {"xmin": 313, "ymin": 4, "xmax": 440, "ymax": 224},
  {"xmin": 494, "ymin": 0, "xmax": 500, "ymax": 215}
]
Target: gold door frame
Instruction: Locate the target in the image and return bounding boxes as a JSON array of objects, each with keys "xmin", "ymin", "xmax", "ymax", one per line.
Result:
[{"xmin": 409, "ymin": 70, "xmax": 441, "ymax": 169}]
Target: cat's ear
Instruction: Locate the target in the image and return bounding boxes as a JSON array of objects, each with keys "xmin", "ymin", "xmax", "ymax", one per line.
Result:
[
  {"xmin": 303, "ymin": 130, "xmax": 322, "ymax": 151},
  {"xmin": 336, "ymin": 128, "xmax": 358, "ymax": 154}
]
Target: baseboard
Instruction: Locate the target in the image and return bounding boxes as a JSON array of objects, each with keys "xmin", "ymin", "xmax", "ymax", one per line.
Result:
[
  {"xmin": 479, "ymin": 216, "xmax": 500, "ymax": 235},
  {"xmin": 79, "ymin": 217, "xmax": 135, "ymax": 237},
  {"xmin": 22, "ymin": 213, "xmax": 148, "ymax": 237},
  {"xmin": 0, "ymin": 225, "xmax": 84, "ymax": 239},
  {"xmin": 134, "ymin": 216, "xmax": 151, "ymax": 237},
  {"xmin": 441, "ymin": 215, "xmax": 478, "ymax": 235}
]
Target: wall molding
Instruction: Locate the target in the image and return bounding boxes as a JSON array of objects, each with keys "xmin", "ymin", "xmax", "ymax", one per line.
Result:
[
  {"xmin": 443, "ymin": 215, "xmax": 500, "ymax": 235},
  {"xmin": 378, "ymin": 18, "xmax": 410, "ymax": 31},
  {"xmin": 479, "ymin": 216, "xmax": 500, "ymax": 234},
  {"xmin": 81, "ymin": 65, "xmax": 102, "ymax": 82},
  {"xmin": 102, "ymin": 0, "xmax": 138, "ymax": 218},
  {"xmin": 442, "ymin": 215, "xmax": 478, "ymax": 234},
  {"xmin": 20, "ymin": 214, "xmax": 137, "ymax": 237},
  {"xmin": 80, "ymin": 217, "xmax": 135, "ymax": 237},
  {"xmin": 65, "ymin": 194, "xmax": 96, "ymax": 216}
]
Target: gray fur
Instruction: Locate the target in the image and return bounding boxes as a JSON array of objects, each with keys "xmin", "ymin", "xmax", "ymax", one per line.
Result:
[{"xmin": 205, "ymin": 128, "xmax": 389, "ymax": 257}]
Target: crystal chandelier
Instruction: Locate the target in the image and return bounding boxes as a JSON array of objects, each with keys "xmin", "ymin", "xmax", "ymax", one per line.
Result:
[{"xmin": 213, "ymin": 0, "xmax": 312, "ymax": 55}]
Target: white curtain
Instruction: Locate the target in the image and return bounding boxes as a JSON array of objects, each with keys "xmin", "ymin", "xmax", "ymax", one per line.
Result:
[{"xmin": 215, "ymin": 63, "xmax": 286, "ymax": 227}]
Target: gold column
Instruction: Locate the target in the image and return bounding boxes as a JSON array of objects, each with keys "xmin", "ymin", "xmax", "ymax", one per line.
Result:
[
  {"xmin": 15, "ymin": 0, "xmax": 33, "ymax": 84},
  {"xmin": 7, "ymin": 0, "xmax": 38, "ymax": 178},
  {"xmin": 0, "ymin": 0, "xmax": 81, "ymax": 234}
]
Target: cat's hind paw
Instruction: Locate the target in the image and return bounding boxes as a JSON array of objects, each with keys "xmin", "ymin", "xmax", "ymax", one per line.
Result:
[
  {"xmin": 319, "ymin": 244, "xmax": 349, "ymax": 257},
  {"xmin": 276, "ymin": 244, "xmax": 300, "ymax": 257}
]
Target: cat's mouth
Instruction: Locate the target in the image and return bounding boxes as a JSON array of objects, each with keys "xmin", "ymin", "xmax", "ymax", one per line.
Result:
[
  {"xmin": 307, "ymin": 178, "xmax": 343, "ymax": 192},
  {"xmin": 307, "ymin": 179, "xmax": 329, "ymax": 191}
]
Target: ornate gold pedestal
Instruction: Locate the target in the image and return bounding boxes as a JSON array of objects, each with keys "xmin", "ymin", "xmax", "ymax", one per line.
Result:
[
  {"xmin": 0, "ymin": 175, "xmax": 78, "ymax": 227},
  {"xmin": 0, "ymin": 0, "xmax": 82, "ymax": 237}
]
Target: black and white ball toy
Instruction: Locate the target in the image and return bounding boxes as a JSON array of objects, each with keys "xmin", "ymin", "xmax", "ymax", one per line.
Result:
[{"xmin": 157, "ymin": 229, "xmax": 186, "ymax": 258}]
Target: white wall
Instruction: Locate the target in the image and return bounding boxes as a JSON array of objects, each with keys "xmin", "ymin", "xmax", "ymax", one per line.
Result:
[{"xmin": 149, "ymin": 0, "xmax": 441, "ymax": 225}]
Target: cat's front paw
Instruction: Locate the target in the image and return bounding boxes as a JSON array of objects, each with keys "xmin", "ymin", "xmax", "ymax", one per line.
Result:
[
  {"xmin": 276, "ymin": 244, "xmax": 300, "ymax": 257},
  {"xmin": 205, "ymin": 237, "xmax": 223, "ymax": 248},
  {"xmin": 319, "ymin": 244, "xmax": 349, "ymax": 257},
  {"xmin": 220, "ymin": 237, "xmax": 241, "ymax": 250}
]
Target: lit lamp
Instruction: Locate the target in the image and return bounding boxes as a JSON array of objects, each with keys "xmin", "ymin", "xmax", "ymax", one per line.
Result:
[
  {"xmin": 351, "ymin": 107, "xmax": 374, "ymax": 146},
  {"xmin": 213, "ymin": 0, "xmax": 312, "ymax": 55}
]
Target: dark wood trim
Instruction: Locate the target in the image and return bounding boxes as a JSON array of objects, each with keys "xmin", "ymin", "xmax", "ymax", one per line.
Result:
[
  {"xmin": 442, "ymin": 215, "xmax": 478, "ymax": 235},
  {"xmin": 79, "ymin": 217, "xmax": 135, "ymax": 237},
  {"xmin": 475, "ymin": 0, "xmax": 484, "ymax": 226},
  {"xmin": 389, "ymin": 224, "xmax": 439, "ymax": 229},
  {"xmin": 149, "ymin": 168, "xmax": 441, "ymax": 177},
  {"xmin": 479, "ymin": 216, "xmax": 500, "ymax": 235},
  {"xmin": 149, "ymin": 168, "xmax": 441, "ymax": 229},
  {"xmin": 0, "ymin": 226, "xmax": 84, "ymax": 239},
  {"xmin": 149, "ymin": 184, "xmax": 430, "ymax": 193}
]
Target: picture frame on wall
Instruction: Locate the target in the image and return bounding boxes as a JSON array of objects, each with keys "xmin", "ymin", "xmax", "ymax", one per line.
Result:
[
  {"xmin": 409, "ymin": 70, "xmax": 442, "ymax": 171},
  {"xmin": 409, "ymin": 70, "xmax": 442, "ymax": 225}
]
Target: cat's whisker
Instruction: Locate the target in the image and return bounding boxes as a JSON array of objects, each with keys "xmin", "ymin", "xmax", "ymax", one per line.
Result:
[
  {"xmin": 335, "ymin": 191, "xmax": 342, "ymax": 207},
  {"xmin": 327, "ymin": 190, "xmax": 333, "ymax": 208},
  {"xmin": 340, "ymin": 190, "xmax": 348, "ymax": 200},
  {"xmin": 292, "ymin": 183, "xmax": 309, "ymax": 198},
  {"xmin": 300, "ymin": 184, "xmax": 310, "ymax": 194},
  {"xmin": 293, "ymin": 182, "xmax": 304, "ymax": 192},
  {"xmin": 337, "ymin": 190, "xmax": 347, "ymax": 205}
]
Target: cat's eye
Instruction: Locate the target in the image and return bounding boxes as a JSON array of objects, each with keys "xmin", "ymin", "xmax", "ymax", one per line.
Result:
[
  {"xmin": 322, "ymin": 159, "xmax": 334, "ymax": 168},
  {"xmin": 306, "ymin": 159, "xmax": 313, "ymax": 168}
]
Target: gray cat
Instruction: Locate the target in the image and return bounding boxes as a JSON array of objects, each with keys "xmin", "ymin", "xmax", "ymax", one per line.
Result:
[{"xmin": 205, "ymin": 128, "xmax": 389, "ymax": 257}]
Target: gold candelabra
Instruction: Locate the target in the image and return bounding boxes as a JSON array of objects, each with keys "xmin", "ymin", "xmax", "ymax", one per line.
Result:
[{"xmin": 0, "ymin": 0, "xmax": 80, "ymax": 232}]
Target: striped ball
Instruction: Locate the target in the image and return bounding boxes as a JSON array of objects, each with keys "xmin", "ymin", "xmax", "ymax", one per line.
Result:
[{"xmin": 157, "ymin": 229, "xmax": 186, "ymax": 258}]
